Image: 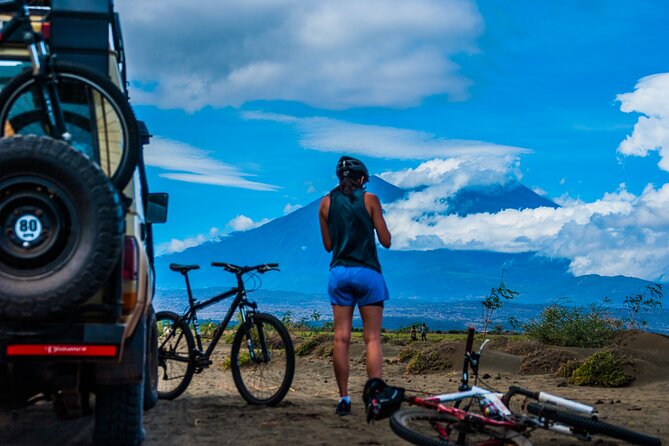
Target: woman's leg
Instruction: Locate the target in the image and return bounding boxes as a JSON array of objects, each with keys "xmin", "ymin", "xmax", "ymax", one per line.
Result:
[
  {"xmin": 332, "ymin": 304, "xmax": 354, "ymax": 397},
  {"xmin": 359, "ymin": 304, "xmax": 384, "ymax": 379}
]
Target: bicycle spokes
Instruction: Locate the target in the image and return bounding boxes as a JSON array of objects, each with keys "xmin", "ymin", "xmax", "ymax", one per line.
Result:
[
  {"xmin": 231, "ymin": 313, "xmax": 294, "ymax": 405},
  {"xmin": 156, "ymin": 313, "xmax": 195, "ymax": 400}
]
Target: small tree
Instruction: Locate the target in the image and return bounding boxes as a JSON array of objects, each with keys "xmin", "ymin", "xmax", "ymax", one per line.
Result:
[
  {"xmin": 309, "ymin": 310, "xmax": 322, "ymax": 333},
  {"xmin": 481, "ymin": 278, "xmax": 518, "ymax": 336},
  {"xmin": 507, "ymin": 316, "xmax": 521, "ymax": 332},
  {"xmin": 623, "ymin": 283, "xmax": 663, "ymax": 329},
  {"xmin": 281, "ymin": 310, "xmax": 293, "ymax": 327}
]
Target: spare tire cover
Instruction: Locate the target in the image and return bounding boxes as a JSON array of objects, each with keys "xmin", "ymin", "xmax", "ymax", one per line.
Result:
[{"xmin": 0, "ymin": 135, "xmax": 124, "ymax": 320}]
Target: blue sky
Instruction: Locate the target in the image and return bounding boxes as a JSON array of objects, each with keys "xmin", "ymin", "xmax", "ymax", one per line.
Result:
[{"xmin": 117, "ymin": 0, "xmax": 669, "ymax": 281}]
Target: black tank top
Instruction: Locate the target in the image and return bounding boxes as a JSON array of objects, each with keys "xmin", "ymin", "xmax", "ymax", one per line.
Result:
[{"xmin": 328, "ymin": 188, "xmax": 382, "ymax": 272}]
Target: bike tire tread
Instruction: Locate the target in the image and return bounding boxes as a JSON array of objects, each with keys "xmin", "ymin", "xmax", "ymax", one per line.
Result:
[
  {"xmin": 230, "ymin": 313, "xmax": 295, "ymax": 406},
  {"xmin": 526, "ymin": 402, "xmax": 661, "ymax": 446}
]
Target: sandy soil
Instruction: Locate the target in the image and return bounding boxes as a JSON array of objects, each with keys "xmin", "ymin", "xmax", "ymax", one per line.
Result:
[{"xmin": 1, "ymin": 331, "xmax": 667, "ymax": 445}]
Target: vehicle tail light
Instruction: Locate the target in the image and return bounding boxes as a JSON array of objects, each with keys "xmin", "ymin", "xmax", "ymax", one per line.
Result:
[
  {"xmin": 122, "ymin": 236, "xmax": 139, "ymax": 313},
  {"xmin": 40, "ymin": 22, "xmax": 50, "ymax": 40},
  {"xmin": 123, "ymin": 236, "xmax": 138, "ymax": 280}
]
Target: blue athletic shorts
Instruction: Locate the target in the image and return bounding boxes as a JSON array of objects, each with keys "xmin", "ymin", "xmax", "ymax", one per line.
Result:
[{"xmin": 328, "ymin": 266, "xmax": 389, "ymax": 307}]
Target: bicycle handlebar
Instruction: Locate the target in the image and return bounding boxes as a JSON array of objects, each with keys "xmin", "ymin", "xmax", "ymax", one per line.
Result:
[
  {"xmin": 501, "ymin": 386, "xmax": 539, "ymax": 406},
  {"xmin": 211, "ymin": 262, "xmax": 280, "ymax": 274}
]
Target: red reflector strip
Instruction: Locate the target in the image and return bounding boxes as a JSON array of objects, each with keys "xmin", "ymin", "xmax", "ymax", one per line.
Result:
[{"xmin": 7, "ymin": 344, "xmax": 117, "ymax": 357}]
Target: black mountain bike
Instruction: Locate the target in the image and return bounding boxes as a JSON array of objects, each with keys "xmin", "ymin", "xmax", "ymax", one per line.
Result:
[
  {"xmin": 157, "ymin": 262, "xmax": 295, "ymax": 406},
  {"xmin": 0, "ymin": 0, "xmax": 140, "ymax": 190}
]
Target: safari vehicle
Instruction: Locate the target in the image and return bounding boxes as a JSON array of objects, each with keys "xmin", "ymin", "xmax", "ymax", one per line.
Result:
[{"xmin": 0, "ymin": 1, "xmax": 166, "ymax": 444}]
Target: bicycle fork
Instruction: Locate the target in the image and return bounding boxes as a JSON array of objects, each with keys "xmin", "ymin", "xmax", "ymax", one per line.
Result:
[
  {"xmin": 239, "ymin": 301, "xmax": 271, "ymax": 364},
  {"xmin": 27, "ymin": 40, "xmax": 71, "ymax": 142}
]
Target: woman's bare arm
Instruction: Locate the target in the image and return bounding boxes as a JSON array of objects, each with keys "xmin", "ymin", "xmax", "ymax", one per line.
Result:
[
  {"xmin": 319, "ymin": 195, "xmax": 332, "ymax": 252},
  {"xmin": 365, "ymin": 193, "xmax": 391, "ymax": 248}
]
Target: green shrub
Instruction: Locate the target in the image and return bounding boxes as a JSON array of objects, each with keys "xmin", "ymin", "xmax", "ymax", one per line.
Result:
[
  {"xmin": 295, "ymin": 333, "xmax": 333, "ymax": 357},
  {"xmin": 524, "ymin": 302, "xmax": 621, "ymax": 347},
  {"xmin": 199, "ymin": 321, "xmax": 218, "ymax": 338},
  {"xmin": 315, "ymin": 342, "xmax": 334, "ymax": 359},
  {"xmin": 399, "ymin": 345, "xmax": 420, "ymax": 362},
  {"xmin": 556, "ymin": 359, "xmax": 582, "ymax": 378},
  {"xmin": 220, "ymin": 351, "xmax": 250, "ymax": 370},
  {"xmin": 388, "ymin": 336, "xmax": 412, "ymax": 347},
  {"xmin": 569, "ymin": 351, "xmax": 634, "ymax": 387}
]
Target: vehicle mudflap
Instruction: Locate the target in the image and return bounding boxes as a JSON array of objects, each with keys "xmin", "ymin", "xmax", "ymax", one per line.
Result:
[{"xmin": 95, "ymin": 315, "xmax": 145, "ymax": 386}]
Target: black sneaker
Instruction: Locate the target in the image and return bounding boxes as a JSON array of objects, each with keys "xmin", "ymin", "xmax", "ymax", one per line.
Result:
[{"xmin": 335, "ymin": 398, "xmax": 351, "ymax": 416}]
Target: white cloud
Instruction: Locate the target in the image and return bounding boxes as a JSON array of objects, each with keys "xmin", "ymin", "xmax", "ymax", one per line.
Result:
[
  {"xmin": 156, "ymin": 227, "xmax": 222, "ymax": 255},
  {"xmin": 382, "ymin": 166, "xmax": 669, "ymax": 281},
  {"xmin": 227, "ymin": 214, "xmax": 271, "ymax": 232},
  {"xmin": 380, "ymin": 157, "xmax": 521, "ymax": 191},
  {"xmin": 156, "ymin": 216, "xmax": 272, "ymax": 256},
  {"xmin": 244, "ymin": 112, "xmax": 530, "ymax": 160},
  {"xmin": 283, "ymin": 203, "xmax": 302, "ymax": 215},
  {"xmin": 532, "ymin": 186, "xmax": 547, "ymax": 196},
  {"xmin": 117, "ymin": 0, "xmax": 483, "ymax": 111},
  {"xmin": 144, "ymin": 137, "xmax": 278, "ymax": 191},
  {"xmin": 617, "ymin": 72, "xmax": 669, "ymax": 171}
]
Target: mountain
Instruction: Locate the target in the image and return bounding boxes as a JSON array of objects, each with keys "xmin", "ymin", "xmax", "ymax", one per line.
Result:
[
  {"xmin": 446, "ymin": 182, "xmax": 559, "ymax": 216},
  {"xmin": 155, "ymin": 177, "xmax": 650, "ymax": 306}
]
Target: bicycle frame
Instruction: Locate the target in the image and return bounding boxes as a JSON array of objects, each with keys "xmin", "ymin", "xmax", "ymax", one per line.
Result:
[{"xmin": 165, "ymin": 266, "xmax": 272, "ymax": 366}]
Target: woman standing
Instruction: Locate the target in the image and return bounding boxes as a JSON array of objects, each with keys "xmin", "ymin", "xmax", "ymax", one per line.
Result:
[{"xmin": 318, "ymin": 156, "xmax": 392, "ymax": 416}]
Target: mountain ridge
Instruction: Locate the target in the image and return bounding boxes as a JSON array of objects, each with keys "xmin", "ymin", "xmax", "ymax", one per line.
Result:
[{"xmin": 156, "ymin": 176, "xmax": 651, "ymax": 305}]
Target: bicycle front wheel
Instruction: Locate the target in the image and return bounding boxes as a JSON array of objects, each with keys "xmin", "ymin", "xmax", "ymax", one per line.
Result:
[
  {"xmin": 0, "ymin": 62, "xmax": 141, "ymax": 190},
  {"xmin": 527, "ymin": 403, "xmax": 661, "ymax": 446},
  {"xmin": 156, "ymin": 311, "xmax": 195, "ymax": 400},
  {"xmin": 390, "ymin": 408, "xmax": 530, "ymax": 446},
  {"xmin": 230, "ymin": 313, "xmax": 295, "ymax": 406}
]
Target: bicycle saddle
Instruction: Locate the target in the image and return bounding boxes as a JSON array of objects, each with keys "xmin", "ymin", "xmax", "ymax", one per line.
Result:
[{"xmin": 169, "ymin": 263, "xmax": 200, "ymax": 273}]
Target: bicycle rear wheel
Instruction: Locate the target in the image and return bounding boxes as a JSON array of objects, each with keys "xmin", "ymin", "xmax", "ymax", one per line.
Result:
[
  {"xmin": 0, "ymin": 62, "xmax": 140, "ymax": 190},
  {"xmin": 527, "ymin": 403, "xmax": 661, "ymax": 446},
  {"xmin": 390, "ymin": 408, "xmax": 530, "ymax": 446},
  {"xmin": 156, "ymin": 311, "xmax": 195, "ymax": 400},
  {"xmin": 230, "ymin": 313, "xmax": 295, "ymax": 406}
]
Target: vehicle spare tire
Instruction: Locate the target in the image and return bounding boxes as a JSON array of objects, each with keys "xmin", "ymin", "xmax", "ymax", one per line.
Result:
[{"xmin": 0, "ymin": 135, "xmax": 124, "ymax": 320}]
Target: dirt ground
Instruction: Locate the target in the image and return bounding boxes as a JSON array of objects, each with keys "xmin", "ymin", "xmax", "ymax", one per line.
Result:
[{"xmin": 1, "ymin": 331, "xmax": 667, "ymax": 445}]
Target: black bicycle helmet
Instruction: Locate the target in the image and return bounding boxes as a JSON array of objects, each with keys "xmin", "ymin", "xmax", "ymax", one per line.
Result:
[{"xmin": 336, "ymin": 156, "xmax": 369, "ymax": 183}]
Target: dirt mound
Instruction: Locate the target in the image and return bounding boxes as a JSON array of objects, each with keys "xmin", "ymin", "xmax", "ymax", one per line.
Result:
[
  {"xmin": 398, "ymin": 340, "xmax": 457, "ymax": 374},
  {"xmin": 490, "ymin": 337, "xmax": 543, "ymax": 356},
  {"xmin": 599, "ymin": 331, "xmax": 669, "ymax": 385},
  {"xmin": 610, "ymin": 330, "xmax": 668, "ymax": 348},
  {"xmin": 518, "ymin": 347, "xmax": 576, "ymax": 375}
]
